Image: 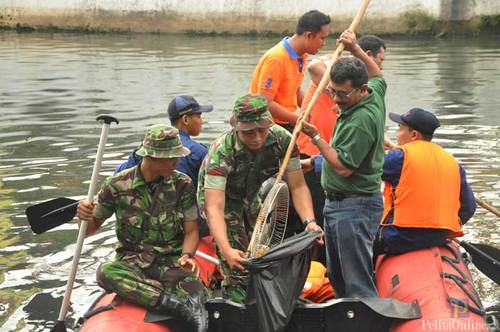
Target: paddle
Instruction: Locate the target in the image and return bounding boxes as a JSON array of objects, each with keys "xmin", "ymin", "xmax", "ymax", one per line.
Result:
[
  {"xmin": 248, "ymin": 0, "xmax": 372, "ymax": 253},
  {"xmin": 475, "ymin": 196, "xmax": 500, "ymax": 218},
  {"xmin": 26, "ymin": 197, "xmax": 219, "ymax": 265},
  {"xmin": 26, "ymin": 197, "xmax": 78, "ymax": 234},
  {"xmin": 456, "ymin": 240, "xmax": 500, "ymax": 286},
  {"xmin": 51, "ymin": 115, "xmax": 119, "ymax": 332}
]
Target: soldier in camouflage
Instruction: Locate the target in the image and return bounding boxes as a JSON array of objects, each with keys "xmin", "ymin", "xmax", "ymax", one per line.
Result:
[
  {"xmin": 77, "ymin": 124, "xmax": 208, "ymax": 332},
  {"xmin": 197, "ymin": 94, "xmax": 323, "ymax": 303}
]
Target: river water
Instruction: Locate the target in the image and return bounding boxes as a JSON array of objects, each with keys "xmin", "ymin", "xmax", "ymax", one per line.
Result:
[{"xmin": 0, "ymin": 31, "xmax": 499, "ymax": 331}]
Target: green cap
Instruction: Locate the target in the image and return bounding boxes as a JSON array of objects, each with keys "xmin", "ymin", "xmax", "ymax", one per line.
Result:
[
  {"xmin": 136, "ymin": 124, "xmax": 190, "ymax": 159},
  {"xmin": 230, "ymin": 94, "xmax": 273, "ymax": 131}
]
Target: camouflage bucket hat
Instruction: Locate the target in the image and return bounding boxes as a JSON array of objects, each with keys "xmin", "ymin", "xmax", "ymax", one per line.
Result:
[
  {"xmin": 230, "ymin": 94, "xmax": 274, "ymax": 131},
  {"xmin": 136, "ymin": 124, "xmax": 190, "ymax": 158}
]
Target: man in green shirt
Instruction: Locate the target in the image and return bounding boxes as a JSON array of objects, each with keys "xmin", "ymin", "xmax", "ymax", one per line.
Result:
[{"xmin": 301, "ymin": 29, "xmax": 386, "ymax": 298}]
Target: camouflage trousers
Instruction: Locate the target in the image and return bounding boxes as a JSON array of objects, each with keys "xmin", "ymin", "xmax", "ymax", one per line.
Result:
[
  {"xmin": 96, "ymin": 257, "xmax": 207, "ymax": 309},
  {"xmin": 218, "ymin": 197, "xmax": 261, "ymax": 304}
]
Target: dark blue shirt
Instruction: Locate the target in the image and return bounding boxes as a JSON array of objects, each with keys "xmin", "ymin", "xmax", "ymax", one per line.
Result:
[
  {"xmin": 381, "ymin": 148, "xmax": 476, "ymax": 254},
  {"xmin": 114, "ymin": 130, "xmax": 208, "ymax": 188}
]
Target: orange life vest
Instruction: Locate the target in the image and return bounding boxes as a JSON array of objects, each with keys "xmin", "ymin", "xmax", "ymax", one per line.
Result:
[
  {"xmin": 296, "ymin": 82, "xmax": 337, "ymax": 156},
  {"xmin": 381, "ymin": 141, "xmax": 463, "ymax": 236},
  {"xmin": 301, "ymin": 261, "xmax": 335, "ymax": 303}
]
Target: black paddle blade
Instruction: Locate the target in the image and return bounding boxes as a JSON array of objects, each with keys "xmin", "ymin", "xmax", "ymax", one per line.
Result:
[
  {"xmin": 26, "ymin": 197, "xmax": 78, "ymax": 234},
  {"xmin": 50, "ymin": 320, "xmax": 67, "ymax": 332},
  {"xmin": 460, "ymin": 241, "xmax": 500, "ymax": 286}
]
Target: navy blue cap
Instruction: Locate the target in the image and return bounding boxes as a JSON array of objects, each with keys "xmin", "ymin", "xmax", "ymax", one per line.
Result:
[
  {"xmin": 167, "ymin": 95, "xmax": 213, "ymax": 120},
  {"xmin": 389, "ymin": 108, "xmax": 440, "ymax": 136}
]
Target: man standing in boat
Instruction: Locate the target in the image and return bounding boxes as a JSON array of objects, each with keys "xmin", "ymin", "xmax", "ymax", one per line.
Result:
[
  {"xmin": 197, "ymin": 94, "xmax": 322, "ymax": 303},
  {"xmin": 77, "ymin": 124, "xmax": 208, "ymax": 332},
  {"xmin": 301, "ymin": 29, "xmax": 386, "ymax": 298},
  {"xmin": 358, "ymin": 35, "xmax": 386, "ymax": 70},
  {"xmin": 378, "ymin": 108, "xmax": 476, "ymax": 253},
  {"xmin": 249, "ymin": 10, "xmax": 331, "ymax": 132},
  {"xmin": 298, "ymin": 34, "xmax": 386, "ymax": 166},
  {"xmin": 297, "ymin": 35, "xmax": 387, "ymax": 264}
]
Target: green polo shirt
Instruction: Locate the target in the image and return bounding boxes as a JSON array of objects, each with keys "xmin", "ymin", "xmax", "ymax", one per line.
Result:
[{"xmin": 321, "ymin": 76, "xmax": 387, "ymax": 194}]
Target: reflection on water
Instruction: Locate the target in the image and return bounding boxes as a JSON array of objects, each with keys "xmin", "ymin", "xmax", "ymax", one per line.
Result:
[{"xmin": 0, "ymin": 32, "xmax": 499, "ymax": 331}]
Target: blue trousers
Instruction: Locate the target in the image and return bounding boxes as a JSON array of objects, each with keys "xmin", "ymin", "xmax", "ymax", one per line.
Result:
[{"xmin": 323, "ymin": 192, "xmax": 383, "ymax": 298}]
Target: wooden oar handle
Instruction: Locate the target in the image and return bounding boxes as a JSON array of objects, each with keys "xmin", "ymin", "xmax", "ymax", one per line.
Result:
[
  {"xmin": 475, "ymin": 197, "xmax": 500, "ymax": 218},
  {"xmin": 384, "ymin": 137, "xmax": 399, "ymax": 149}
]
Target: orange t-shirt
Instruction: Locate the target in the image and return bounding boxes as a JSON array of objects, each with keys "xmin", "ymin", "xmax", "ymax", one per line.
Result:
[
  {"xmin": 249, "ymin": 38, "xmax": 307, "ymax": 125},
  {"xmin": 296, "ymin": 82, "xmax": 338, "ymax": 156}
]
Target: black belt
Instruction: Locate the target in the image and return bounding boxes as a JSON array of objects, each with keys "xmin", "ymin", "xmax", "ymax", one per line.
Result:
[{"xmin": 325, "ymin": 191, "xmax": 374, "ymax": 201}]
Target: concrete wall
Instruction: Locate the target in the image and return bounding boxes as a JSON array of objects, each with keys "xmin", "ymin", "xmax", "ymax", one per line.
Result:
[
  {"xmin": 0, "ymin": 0, "xmax": 439, "ymax": 16},
  {"xmin": 1, "ymin": 0, "xmax": 499, "ymax": 34}
]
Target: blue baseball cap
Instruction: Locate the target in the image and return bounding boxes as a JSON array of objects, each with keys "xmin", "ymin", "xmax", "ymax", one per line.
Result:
[
  {"xmin": 389, "ymin": 108, "xmax": 440, "ymax": 136},
  {"xmin": 167, "ymin": 95, "xmax": 213, "ymax": 120}
]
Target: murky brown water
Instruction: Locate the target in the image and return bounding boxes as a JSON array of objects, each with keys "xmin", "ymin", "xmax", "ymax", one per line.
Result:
[{"xmin": 0, "ymin": 31, "xmax": 499, "ymax": 331}]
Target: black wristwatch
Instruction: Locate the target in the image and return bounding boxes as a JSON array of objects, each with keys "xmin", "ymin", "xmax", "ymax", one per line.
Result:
[{"xmin": 303, "ymin": 219, "xmax": 317, "ymax": 227}]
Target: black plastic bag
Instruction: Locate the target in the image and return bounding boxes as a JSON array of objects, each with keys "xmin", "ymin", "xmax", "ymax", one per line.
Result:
[{"xmin": 243, "ymin": 231, "xmax": 321, "ymax": 332}]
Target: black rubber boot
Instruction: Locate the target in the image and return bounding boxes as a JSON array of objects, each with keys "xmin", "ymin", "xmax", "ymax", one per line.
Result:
[
  {"xmin": 186, "ymin": 293, "xmax": 208, "ymax": 332},
  {"xmin": 156, "ymin": 292, "xmax": 208, "ymax": 332}
]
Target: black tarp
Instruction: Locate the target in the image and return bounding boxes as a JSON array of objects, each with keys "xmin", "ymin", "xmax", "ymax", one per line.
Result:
[{"xmin": 243, "ymin": 231, "xmax": 321, "ymax": 332}]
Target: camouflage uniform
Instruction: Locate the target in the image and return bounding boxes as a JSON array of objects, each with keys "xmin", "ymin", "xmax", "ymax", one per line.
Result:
[
  {"xmin": 93, "ymin": 125, "xmax": 207, "ymax": 309},
  {"xmin": 197, "ymin": 94, "xmax": 301, "ymax": 303}
]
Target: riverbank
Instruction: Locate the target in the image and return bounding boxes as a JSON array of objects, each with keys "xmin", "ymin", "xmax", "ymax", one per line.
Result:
[{"xmin": 1, "ymin": 8, "xmax": 500, "ymax": 37}]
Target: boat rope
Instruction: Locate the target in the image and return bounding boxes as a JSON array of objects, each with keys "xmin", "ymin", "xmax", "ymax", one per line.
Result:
[
  {"xmin": 441, "ymin": 255, "xmax": 469, "ymax": 281},
  {"xmin": 448, "ymin": 296, "xmax": 485, "ymax": 317},
  {"xmin": 438, "ymin": 242, "xmax": 485, "ymax": 316},
  {"xmin": 441, "ymin": 272, "xmax": 483, "ymax": 311}
]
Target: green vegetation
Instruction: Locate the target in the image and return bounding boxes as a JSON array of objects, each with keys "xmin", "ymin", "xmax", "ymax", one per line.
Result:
[
  {"xmin": 397, "ymin": 10, "xmax": 500, "ymax": 37},
  {"xmin": 400, "ymin": 8, "xmax": 442, "ymax": 35},
  {"xmin": 478, "ymin": 15, "xmax": 500, "ymax": 32},
  {"xmin": 0, "ymin": 287, "xmax": 39, "ymax": 327},
  {"xmin": 184, "ymin": 29, "xmax": 281, "ymax": 37},
  {"xmin": 1, "ymin": 10, "xmax": 499, "ymax": 38},
  {"xmin": 0, "ymin": 176, "xmax": 38, "ymax": 328}
]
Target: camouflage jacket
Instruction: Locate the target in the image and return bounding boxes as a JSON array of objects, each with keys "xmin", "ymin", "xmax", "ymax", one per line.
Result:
[
  {"xmin": 197, "ymin": 124, "xmax": 301, "ymax": 224},
  {"xmin": 94, "ymin": 165, "xmax": 197, "ymax": 268}
]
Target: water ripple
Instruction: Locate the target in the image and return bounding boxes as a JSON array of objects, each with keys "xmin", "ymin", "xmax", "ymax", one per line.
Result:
[{"xmin": 1, "ymin": 31, "xmax": 499, "ymax": 330}]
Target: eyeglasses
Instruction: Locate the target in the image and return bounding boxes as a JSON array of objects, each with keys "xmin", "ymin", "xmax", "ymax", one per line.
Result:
[{"xmin": 325, "ymin": 86, "xmax": 358, "ymax": 99}]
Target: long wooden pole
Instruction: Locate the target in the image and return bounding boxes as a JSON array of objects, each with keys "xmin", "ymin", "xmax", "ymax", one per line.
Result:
[
  {"xmin": 248, "ymin": 0, "xmax": 372, "ymax": 256},
  {"xmin": 275, "ymin": 0, "xmax": 371, "ymax": 184}
]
